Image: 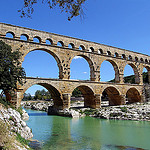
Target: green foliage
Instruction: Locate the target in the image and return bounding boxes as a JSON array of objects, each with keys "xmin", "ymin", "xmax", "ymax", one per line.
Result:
[
  {"xmin": 72, "ymin": 88, "xmax": 82, "ymax": 97},
  {"xmin": 0, "ymin": 40, "xmax": 26, "ymax": 98},
  {"xmin": 0, "ymin": 97, "xmax": 14, "ymax": 108},
  {"xmin": 16, "ymin": 133, "xmax": 30, "ymax": 146},
  {"xmin": 109, "ymin": 72, "xmax": 149, "ymax": 84},
  {"xmin": 19, "ymin": 0, "xmax": 86, "ymax": 20},
  {"xmin": 83, "ymin": 109, "xmax": 95, "ymax": 116},
  {"xmin": 0, "ymin": 119, "xmax": 15, "ymax": 149},
  {"xmin": 23, "ymin": 93, "xmax": 33, "ymax": 101},
  {"xmin": 120, "ymin": 106, "xmax": 128, "ymax": 113},
  {"xmin": 34, "ymin": 89, "xmax": 51, "ymax": 100},
  {"xmin": 16, "ymin": 106, "xmax": 23, "ymax": 117}
]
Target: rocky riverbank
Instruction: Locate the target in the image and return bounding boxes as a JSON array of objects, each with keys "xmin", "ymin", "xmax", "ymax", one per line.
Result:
[
  {"xmin": 22, "ymin": 101, "xmax": 53, "ymax": 112},
  {"xmin": 23, "ymin": 101, "xmax": 150, "ymax": 121},
  {"xmin": 91, "ymin": 102, "xmax": 150, "ymax": 121},
  {"xmin": 0, "ymin": 103, "xmax": 33, "ymax": 150}
]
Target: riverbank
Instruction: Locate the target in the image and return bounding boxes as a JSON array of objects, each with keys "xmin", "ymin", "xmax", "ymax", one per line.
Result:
[
  {"xmin": 22, "ymin": 101, "xmax": 150, "ymax": 121},
  {"xmin": 0, "ymin": 103, "xmax": 33, "ymax": 150}
]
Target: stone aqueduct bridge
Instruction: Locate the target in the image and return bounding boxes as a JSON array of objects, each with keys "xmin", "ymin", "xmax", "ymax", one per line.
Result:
[{"xmin": 0, "ymin": 23, "xmax": 150, "ymax": 109}]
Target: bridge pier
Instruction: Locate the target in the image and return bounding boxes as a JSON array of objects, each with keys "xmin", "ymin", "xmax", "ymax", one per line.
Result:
[
  {"xmin": 84, "ymin": 94, "xmax": 101, "ymax": 109},
  {"xmin": 62, "ymin": 93, "xmax": 71, "ymax": 109}
]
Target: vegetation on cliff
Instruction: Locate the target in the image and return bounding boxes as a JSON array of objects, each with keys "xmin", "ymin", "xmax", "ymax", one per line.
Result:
[{"xmin": 0, "ymin": 40, "xmax": 26, "ymax": 101}]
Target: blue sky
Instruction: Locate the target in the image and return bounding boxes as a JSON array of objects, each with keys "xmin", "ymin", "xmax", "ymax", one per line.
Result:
[{"xmin": 0, "ymin": 0, "xmax": 150, "ymax": 95}]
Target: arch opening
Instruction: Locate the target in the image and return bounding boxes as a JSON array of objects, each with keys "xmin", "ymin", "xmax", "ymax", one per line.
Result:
[
  {"xmin": 89, "ymin": 47, "xmax": 94, "ymax": 52},
  {"xmin": 102, "ymin": 87, "xmax": 122, "ymax": 106},
  {"xmin": 79, "ymin": 45, "xmax": 85, "ymax": 50},
  {"xmin": 20, "ymin": 34, "xmax": 28, "ymax": 41},
  {"xmin": 6, "ymin": 32, "xmax": 14, "ymax": 38},
  {"xmin": 100, "ymin": 60, "xmax": 119, "ymax": 83},
  {"xmin": 57, "ymin": 41, "xmax": 64, "ymax": 47},
  {"xmin": 70, "ymin": 55, "xmax": 94, "ymax": 80},
  {"xmin": 71, "ymin": 85, "xmax": 96, "ymax": 108},
  {"xmin": 68, "ymin": 43, "xmax": 74, "ymax": 49},
  {"xmin": 107, "ymin": 51, "xmax": 111, "ymax": 56},
  {"xmin": 23, "ymin": 84, "xmax": 63, "ymax": 108},
  {"xmin": 143, "ymin": 67, "xmax": 150, "ymax": 84},
  {"xmin": 126, "ymin": 88, "xmax": 141, "ymax": 104},
  {"xmin": 98, "ymin": 49, "xmax": 103, "ymax": 54},
  {"xmin": 33, "ymin": 36, "xmax": 41, "ymax": 43},
  {"xmin": 122, "ymin": 54, "xmax": 126, "ymax": 59},
  {"xmin": 46, "ymin": 39, "xmax": 53, "ymax": 45},
  {"xmin": 22, "ymin": 49, "xmax": 63, "ymax": 79},
  {"xmin": 124, "ymin": 64, "xmax": 140, "ymax": 84},
  {"xmin": 114, "ymin": 52, "xmax": 119, "ymax": 58}
]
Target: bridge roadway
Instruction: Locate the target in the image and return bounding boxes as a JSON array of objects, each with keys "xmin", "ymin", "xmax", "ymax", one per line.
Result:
[{"xmin": 14, "ymin": 77, "xmax": 144, "ymax": 109}]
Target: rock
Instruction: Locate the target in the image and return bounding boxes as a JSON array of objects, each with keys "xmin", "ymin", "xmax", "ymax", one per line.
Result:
[{"xmin": 22, "ymin": 109, "xmax": 29, "ymax": 121}]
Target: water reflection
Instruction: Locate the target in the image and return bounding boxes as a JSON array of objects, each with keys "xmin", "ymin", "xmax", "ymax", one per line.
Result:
[{"xmin": 25, "ymin": 109, "xmax": 150, "ymax": 150}]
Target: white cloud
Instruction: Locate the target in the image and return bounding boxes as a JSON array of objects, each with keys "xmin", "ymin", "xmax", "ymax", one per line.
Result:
[
  {"xmin": 73, "ymin": 56, "xmax": 82, "ymax": 59},
  {"xmin": 83, "ymin": 72, "xmax": 87, "ymax": 74}
]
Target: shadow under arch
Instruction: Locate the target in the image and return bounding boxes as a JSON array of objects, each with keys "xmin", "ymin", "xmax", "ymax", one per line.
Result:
[
  {"xmin": 100, "ymin": 59, "xmax": 120, "ymax": 83},
  {"xmin": 143, "ymin": 66, "xmax": 150, "ymax": 84},
  {"xmin": 23, "ymin": 48, "xmax": 63, "ymax": 79},
  {"xmin": 126, "ymin": 88, "xmax": 141, "ymax": 104},
  {"xmin": 70, "ymin": 54, "xmax": 95, "ymax": 81},
  {"xmin": 71, "ymin": 85, "xmax": 96, "ymax": 108},
  {"xmin": 23, "ymin": 82, "xmax": 63, "ymax": 109},
  {"xmin": 124, "ymin": 63, "xmax": 140, "ymax": 84},
  {"xmin": 102, "ymin": 86, "xmax": 122, "ymax": 106}
]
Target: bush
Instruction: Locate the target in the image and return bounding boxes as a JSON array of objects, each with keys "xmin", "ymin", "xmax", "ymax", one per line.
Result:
[
  {"xmin": 120, "ymin": 106, "xmax": 128, "ymax": 113},
  {"xmin": 16, "ymin": 133, "xmax": 30, "ymax": 146}
]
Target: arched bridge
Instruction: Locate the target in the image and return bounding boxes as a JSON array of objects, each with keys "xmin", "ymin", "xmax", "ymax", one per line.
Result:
[{"xmin": 0, "ymin": 23, "xmax": 149, "ymax": 109}]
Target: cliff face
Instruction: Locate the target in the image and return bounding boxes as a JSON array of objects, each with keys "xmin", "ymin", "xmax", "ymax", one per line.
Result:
[{"xmin": 0, "ymin": 104, "xmax": 33, "ymax": 150}]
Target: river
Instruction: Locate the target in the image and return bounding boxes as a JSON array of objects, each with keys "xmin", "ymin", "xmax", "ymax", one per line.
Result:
[{"xmin": 24, "ymin": 108, "xmax": 150, "ymax": 150}]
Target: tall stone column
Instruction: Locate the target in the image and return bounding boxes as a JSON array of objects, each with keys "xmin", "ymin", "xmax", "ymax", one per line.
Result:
[{"xmin": 62, "ymin": 93, "xmax": 71, "ymax": 109}]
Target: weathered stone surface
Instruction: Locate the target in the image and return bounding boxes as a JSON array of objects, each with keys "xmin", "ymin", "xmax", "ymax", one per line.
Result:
[{"xmin": 0, "ymin": 22, "xmax": 150, "ymax": 109}]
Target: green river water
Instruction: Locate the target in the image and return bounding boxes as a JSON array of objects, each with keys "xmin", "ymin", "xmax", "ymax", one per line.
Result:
[{"xmin": 24, "ymin": 108, "xmax": 150, "ymax": 150}]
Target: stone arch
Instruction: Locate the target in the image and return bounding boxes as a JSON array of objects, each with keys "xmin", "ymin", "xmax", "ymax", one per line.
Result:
[
  {"xmin": 23, "ymin": 48, "xmax": 63, "ymax": 79},
  {"xmin": 100, "ymin": 59, "xmax": 120, "ymax": 83},
  {"xmin": 145, "ymin": 59, "xmax": 148, "ymax": 63},
  {"xmin": 140, "ymin": 58, "xmax": 144, "ymax": 62},
  {"xmin": 71, "ymin": 85, "xmax": 96, "ymax": 108},
  {"xmin": 68, "ymin": 43, "xmax": 75, "ymax": 49},
  {"xmin": 89, "ymin": 47, "xmax": 94, "ymax": 52},
  {"xmin": 20, "ymin": 34, "xmax": 29, "ymax": 41},
  {"xmin": 126, "ymin": 87, "xmax": 141, "ymax": 103},
  {"xmin": 102, "ymin": 86, "xmax": 122, "ymax": 106},
  {"xmin": 79, "ymin": 45, "xmax": 85, "ymax": 50},
  {"xmin": 46, "ymin": 38, "xmax": 53, "ymax": 45},
  {"xmin": 114, "ymin": 52, "xmax": 119, "ymax": 58},
  {"xmin": 57, "ymin": 41, "xmax": 64, "ymax": 47},
  {"xmin": 33, "ymin": 36, "xmax": 41, "ymax": 43},
  {"xmin": 98, "ymin": 49, "xmax": 103, "ymax": 54},
  {"xmin": 70, "ymin": 54, "xmax": 95, "ymax": 81},
  {"xmin": 143, "ymin": 66, "xmax": 150, "ymax": 83},
  {"xmin": 22, "ymin": 81, "xmax": 63, "ymax": 108},
  {"xmin": 128, "ymin": 55, "xmax": 132, "ymax": 60},
  {"xmin": 6, "ymin": 31, "xmax": 15, "ymax": 38},
  {"xmin": 122, "ymin": 54, "xmax": 126, "ymax": 59},
  {"xmin": 107, "ymin": 51, "xmax": 111, "ymax": 56},
  {"xmin": 135, "ymin": 57, "xmax": 138, "ymax": 62},
  {"xmin": 124, "ymin": 63, "xmax": 140, "ymax": 84}
]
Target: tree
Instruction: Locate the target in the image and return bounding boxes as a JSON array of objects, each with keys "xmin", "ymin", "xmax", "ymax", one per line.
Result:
[
  {"xmin": 34, "ymin": 89, "xmax": 51, "ymax": 100},
  {"xmin": 19, "ymin": 0, "xmax": 86, "ymax": 20},
  {"xmin": 0, "ymin": 40, "xmax": 26, "ymax": 100}
]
